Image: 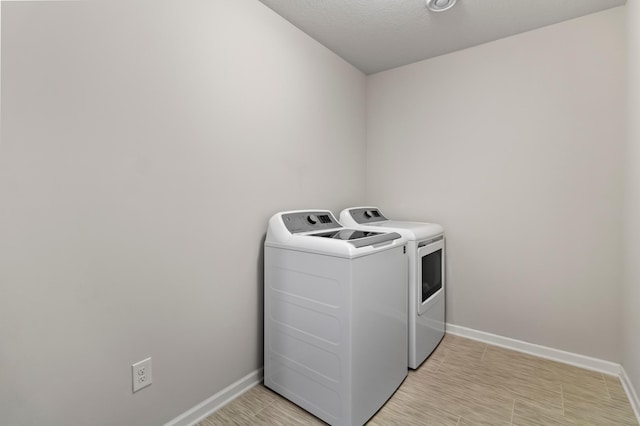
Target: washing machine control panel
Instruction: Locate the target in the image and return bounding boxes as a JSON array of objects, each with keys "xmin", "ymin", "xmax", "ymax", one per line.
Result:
[{"xmin": 282, "ymin": 211, "xmax": 340, "ymax": 234}]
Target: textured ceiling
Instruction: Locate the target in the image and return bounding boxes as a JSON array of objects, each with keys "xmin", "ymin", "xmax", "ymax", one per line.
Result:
[{"xmin": 258, "ymin": 0, "xmax": 626, "ymax": 75}]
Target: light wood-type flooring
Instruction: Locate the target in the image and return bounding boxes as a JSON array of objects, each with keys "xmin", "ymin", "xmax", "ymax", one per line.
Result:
[{"xmin": 198, "ymin": 334, "xmax": 638, "ymax": 425}]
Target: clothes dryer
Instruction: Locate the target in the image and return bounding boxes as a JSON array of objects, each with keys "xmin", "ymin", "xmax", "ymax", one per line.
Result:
[
  {"xmin": 264, "ymin": 210, "xmax": 408, "ymax": 426},
  {"xmin": 340, "ymin": 207, "xmax": 445, "ymax": 369}
]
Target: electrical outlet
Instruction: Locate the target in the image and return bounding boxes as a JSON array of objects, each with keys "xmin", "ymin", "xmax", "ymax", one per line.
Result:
[{"xmin": 132, "ymin": 357, "xmax": 152, "ymax": 392}]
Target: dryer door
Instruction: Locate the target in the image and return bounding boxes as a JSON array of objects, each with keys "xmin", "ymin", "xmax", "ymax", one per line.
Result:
[{"xmin": 417, "ymin": 238, "xmax": 445, "ymax": 316}]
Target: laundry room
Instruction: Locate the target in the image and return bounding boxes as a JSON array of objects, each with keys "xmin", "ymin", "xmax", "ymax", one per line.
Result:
[{"xmin": 1, "ymin": 1, "xmax": 639, "ymax": 425}]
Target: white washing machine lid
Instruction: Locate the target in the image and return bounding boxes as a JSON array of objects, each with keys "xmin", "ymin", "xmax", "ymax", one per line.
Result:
[
  {"xmin": 266, "ymin": 209, "xmax": 406, "ymax": 258},
  {"xmin": 339, "ymin": 207, "xmax": 444, "ymax": 241}
]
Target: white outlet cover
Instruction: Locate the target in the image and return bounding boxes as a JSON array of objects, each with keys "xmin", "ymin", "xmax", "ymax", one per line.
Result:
[{"xmin": 132, "ymin": 357, "xmax": 152, "ymax": 393}]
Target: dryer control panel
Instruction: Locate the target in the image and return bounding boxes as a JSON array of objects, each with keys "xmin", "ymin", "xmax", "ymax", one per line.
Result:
[{"xmin": 347, "ymin": 207, "xmax": 388, "ymax": 224}]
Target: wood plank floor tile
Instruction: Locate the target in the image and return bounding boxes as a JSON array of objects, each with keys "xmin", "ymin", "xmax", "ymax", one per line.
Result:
[
  {"xmin": 430, "ymin": 334, "xmax": 487, "ymax": 364},
  {"xmin": 437, "ymin": 346, "xmax": 564, "ymax": 415},
  {"xmin": 511, "ymin": 399, "xmax": 578, "ymax": 426},
  {"xmin": 199, "ymin": 335, "xmax": 639, "ymax": 426},
  {"xmin": 253, "ymin": 396, "xmax": 325, "ymax": 425},
  {"xmin": 561, "ymin": 374, "xmax": 610, "ymax": 401},
  {"xmin": 367, "ymin": 393, "xmax": 459, "ymax": 426},
  {"xmin": 197, "ymin": 404, "xmax": 258, "ymax": 426},
  {"xmin": 408, "ymin": 368, "xmax": 515, "ymax": 425},
  {"xmin": 563, "ymin": 383, "xmax": 639, "ymax": 426},
  {"xmin": 196, "ymin": 385, "xmax": 283, "ymax": 426},
  {"xmin": 482, "ymin": 345, "xmax": 562, "ymax": 386},
  {"xmin": 604, "ymin": 373, "xmax": 632, "ymax": 403}
]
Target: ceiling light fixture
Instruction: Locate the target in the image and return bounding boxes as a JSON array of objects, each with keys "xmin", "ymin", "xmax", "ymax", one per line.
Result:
[{"xmin": 426, "ymin": 0, "xmax": 457, "ymax": 12}]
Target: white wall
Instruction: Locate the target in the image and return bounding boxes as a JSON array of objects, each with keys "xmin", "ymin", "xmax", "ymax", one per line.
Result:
[
  {"xmin": 366, "ymin": 8, "xmax": 626, "ymax": 362},
  {"xmin": 1, "ymin": 1, "xmax": 634, "ymax": 424},
  {"xmin": 623, "ymin": 0, "xmax": 640, "ymax": 396},
  {"xmin": 0, "ymin": 1, "xmax": 366, "ymax": 425}
]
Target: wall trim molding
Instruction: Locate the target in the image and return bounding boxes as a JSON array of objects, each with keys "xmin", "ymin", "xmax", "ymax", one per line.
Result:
[
  {"xmin": 164, "ymin": 368, "xmax": 263, "ymax": 426},
  {"xmin": 620, "ymin": 366, "xmax": 640, "ymax": 423},
  {"xmin": 445, "ymin": 323, "xmax": 621, "ymax": 376}
]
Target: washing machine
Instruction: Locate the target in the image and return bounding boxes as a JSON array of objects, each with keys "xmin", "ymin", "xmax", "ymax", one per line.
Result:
[
  {"xmin": 264, "ymin": 210, "xmax": 408, "ymax": 426},
  {"xmin": 340, "ymin": 207, "xmax": 445, "ymax": 370}
]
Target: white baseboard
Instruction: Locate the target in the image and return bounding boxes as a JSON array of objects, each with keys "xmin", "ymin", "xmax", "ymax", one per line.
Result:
[
  {"xmin": 620, "ymin": 366, "xmax": 640, "ymax": 423},
  {"xmin": 164, "ymin": 369, "xmax": 263, "ymax": 426},
  {"xmin": 445, "ymin": 323, "xmax": 621, "ymax": 376}
]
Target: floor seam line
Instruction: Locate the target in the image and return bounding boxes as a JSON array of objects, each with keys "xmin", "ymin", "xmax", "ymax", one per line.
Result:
[
  {"xmin": 252, "ymin": 395, "xmax": 277, "ymax": 418},
  {"xmin": 602, "ymin": 373, "xmax": 612, "ymax": 400},
  {"xmin": 510, "ymin": 398, "xmax": 515, "ymax": 425}
]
